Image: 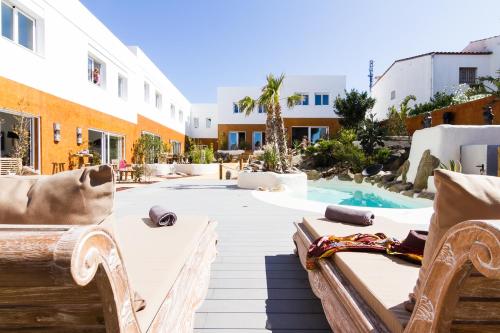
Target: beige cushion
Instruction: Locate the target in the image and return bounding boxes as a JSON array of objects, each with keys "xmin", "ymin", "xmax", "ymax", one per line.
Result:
[
  {"xmin": 102, "ymin": 214, "xmax": 210, "ymax": 332},
  {"xmin": 414, "ymin": 169, "xmax": 500, "ymax": 298},
  {"xmin": 303, "ymin": 216, "xmax": 427, "ymax": 333},
  {"xmin": 0, "ymin": 165, "xmax": 114, "ymax": 225}
]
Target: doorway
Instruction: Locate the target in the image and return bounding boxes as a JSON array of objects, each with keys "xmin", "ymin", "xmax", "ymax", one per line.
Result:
[{"xmin": 88, "ymin": 129, "xmax": 124, "ymax": 164}]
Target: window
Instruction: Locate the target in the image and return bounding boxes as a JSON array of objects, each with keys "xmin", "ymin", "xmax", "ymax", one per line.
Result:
[
  {"xmin": 88, "ymin": 56, "xmax": 104, "ymax": 86},
  {"xmin": 193, "ymin": 117, "xmax": 199, "ymax": 128},
  {"xmin": 144, "ymin": 82, "xmax": 150, "ymax": 103},
  {"xmin": 298, "ymin": 94, "xmax": 309, "ymax": 105},
  {"xmin": 155, "ymin": 92, "xmax": 162, "ymax": 109},
  {"xmin": 252, "ymin": 131, "xmax": 265, "ymax": 150},
  {"xmin": 179, "ymin": 110, "xmax": 183, "ymax": 122},
  {"xmin": 2, "ymin": 2, "xmax": 13, "ymax": 40},
  {"xmin": 1, "ymin": 3, "xmax": 35, "ymax": 51},
  {"xmin": 117, "ymin": 75, "xmax": 127, "ymax": 99},
  {"xmin": 233, "ymin": 103, "xmax": 240, "ymax": 114},
  {"xmin": 459, "ymin": 67, "xmax": 477, "ymax": 85},
  {"xmin": 170, "ymin": 104, "xmax": 176, "ymax": 118},
  {"xmin": 228, "ymin": 131, "xmax": 246, "ymax": 150},
  {"xmin": 315, "ymin": 94, "xmax": 329, "ymax": 106},
  {"xmin": 291, "ymin": 126, "xmax": 329, "ymax": 145},
  {"xmin": 206, "ymin": 118, "xmax": 212, "ymax": 128},
  {"xmin": 170, "ymin": 140, "xmax": 181, "ymax": 155},
  {"xmin": 390, "ymin": 90, "xmax": 396, "ymax": 100},
  {"xmin": 258, "ymin": 105, "xmax": 266, "ymax": 113}
]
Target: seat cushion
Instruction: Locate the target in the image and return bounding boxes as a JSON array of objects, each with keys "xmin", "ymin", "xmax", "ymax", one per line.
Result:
[
  {"xmin": 102, "ymin": 214, "xmax": 210, "ymax": 332},
  {"xmin": 414, "ymin": 170, "xmax": 500, "ymax": 298},
  {"xmin": 303, "ymin": 216, "xmax": 428, "ymax": 333},
  {"xmin": 0, "ymin": 165, "xmax": 114, "ymax": 225}
]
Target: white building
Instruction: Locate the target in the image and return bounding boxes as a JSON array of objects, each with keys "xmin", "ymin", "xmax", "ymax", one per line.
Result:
[
  {"xmin": 192, "ymin": 75, "xmax": 346, "ymax": 150},
  {"xmin": 371, "ymin": 35, "xmax": 500, "ymax": 120}
]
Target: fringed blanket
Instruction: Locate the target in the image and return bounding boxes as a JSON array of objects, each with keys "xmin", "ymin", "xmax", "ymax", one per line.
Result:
[{"xmin": 306, "ymin": 233, "xmax": 424, "ymax": 270}]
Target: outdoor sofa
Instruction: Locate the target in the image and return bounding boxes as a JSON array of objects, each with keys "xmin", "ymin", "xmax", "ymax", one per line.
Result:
[
  {"xmin": 294, "ymin": 170, "xmax": 500, "ymax": 333},
  {"xmin": 0, "ymin": 165, "xmax": 218, "ymax": 332}
]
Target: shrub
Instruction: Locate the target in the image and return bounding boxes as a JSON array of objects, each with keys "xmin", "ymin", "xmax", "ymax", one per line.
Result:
[
  {"xmin": 374, "ymin": 147, "xmax": 391, "ymax": 164},
  {"xmin": 188, "ymin": 144, "xmax": 214, "ymax": 164},
  {"xmin": 262, "ymin": 144, "xmax": 278, "ymax": 171},
  {"xmin": 304, "ymin": 137, "xmax": 367, "ymax": 173},
  {"xmin": 357, "ymin": 113, "xmax": 386, "ymax": 155}
]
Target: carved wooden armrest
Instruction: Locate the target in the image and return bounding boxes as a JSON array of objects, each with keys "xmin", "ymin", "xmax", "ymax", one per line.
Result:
[
  {"xmin": 405, "ymin": 220, "xmax": 500, "ymax": 333},
  {"xmin": 0, "ymin": 225, "xmax": 141, "ymax": 332}
]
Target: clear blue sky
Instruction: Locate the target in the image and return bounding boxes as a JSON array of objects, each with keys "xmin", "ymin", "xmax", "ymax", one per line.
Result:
[{"xmin": 81, "ymin": 0, "xmax": 500, "ymax": 103}]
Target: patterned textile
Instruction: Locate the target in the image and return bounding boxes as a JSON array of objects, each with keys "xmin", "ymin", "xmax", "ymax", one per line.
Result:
[{"xmin": 306, "ymin": 233, "xmax": 423, "ymax": 270}]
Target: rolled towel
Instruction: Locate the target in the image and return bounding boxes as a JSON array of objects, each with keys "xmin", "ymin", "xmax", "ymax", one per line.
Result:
[
  {"xmin": 325, "ymin": 205, "xmax": 374, "ymax": 226},
  {"xmin": 149, "ymin": 205, "xmax": 177, "ymax": 226}
]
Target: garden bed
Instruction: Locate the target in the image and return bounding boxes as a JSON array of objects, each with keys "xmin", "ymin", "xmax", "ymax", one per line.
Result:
[
  {"xmin": 237, "ymin": 171, "xmax": 307, "ymax": 195},
  {"xmin": 174, "ymin": 163, "xmax": 218, "ymax": 176}
]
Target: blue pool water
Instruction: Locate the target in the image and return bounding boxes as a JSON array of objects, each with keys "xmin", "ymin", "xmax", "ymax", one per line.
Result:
[{"xmin": 307, "ymin": 186, "xmax": 422, "ymax": 209}]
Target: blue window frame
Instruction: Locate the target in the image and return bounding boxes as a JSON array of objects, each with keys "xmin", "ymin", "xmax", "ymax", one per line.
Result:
[
  {"xmin": 258, "ymin": 105, "xmax": 265, "ymax": 113},
  {"xmin": 315, "ymin": 94, "xmax": 329, "ymax": 106},
  {"xmin": 1, "ymin": 2, "xmax": 13, "ymax": 40},
  {"xmin": 233, "ymin": 103, "xmax": 240, "ymax": 114}
]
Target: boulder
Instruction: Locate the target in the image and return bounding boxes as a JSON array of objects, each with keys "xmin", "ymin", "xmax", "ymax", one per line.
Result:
[
  {"xmin": 396, "ymin": 160, "xmax": 410, "ymax": 183},
  {"xmin": 353, "ymin": 173, "xmax": 363, "ymax": 184},
  {"xmin": 388, "ymin": 182, "xmax": 413, "ymax": 193},
  {"xmin": 338, "ymin": 173, "xmax": 353, "ymax": 181},
  {"xmin": 401, "ymin": 190, "xmax": 415, "ymax": 198},
  {"xmin": 381, "ymin": 173, "xmax": 397, "ymax": 183},
  {"xmin": 305, "ymin": 170, "xmax": 322, "ymax": 180},
  {"xmin": 417, "ymin": 191, "xmax": 435, "ymax": 200},
  {"xmin": 413, "ymin": 150, "xmax": 440, "ymax": 192}
]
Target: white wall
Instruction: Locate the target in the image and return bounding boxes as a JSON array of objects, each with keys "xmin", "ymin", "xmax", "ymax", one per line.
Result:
[
  {"xmin": 371, "ymin": 55, "xmax": 432, "ymax": 120},
  {"xmin": 0, "ymin": 0, "xmax": 190, "ymax": 134},
  {"xmin": 432, "ymin": 54, "xmax": 492, "ymax": 95},
  {"xmin": 462, "ymin": 36, "xmax": 500, "ymax": 75},
  {"xmin": 189, "ymin": 103, "xmax": 218, "ymax": 138},
  {"xmin": 217, "ymin": 75, "xmax": 345, "ymax": 125}
]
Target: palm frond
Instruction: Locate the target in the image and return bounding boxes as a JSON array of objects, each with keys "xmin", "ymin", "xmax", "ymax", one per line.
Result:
[
  {"xmin": 238, "ymin": 96, "xmax": 257, "ymax": 116},
  {"xmin": 287, "ymin": 93, "xmax": 302, "ymax": 108}
]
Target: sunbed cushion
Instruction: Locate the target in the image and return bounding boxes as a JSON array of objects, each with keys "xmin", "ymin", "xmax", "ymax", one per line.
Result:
[
  {"xmin": 414, "ymin": 169, "xmax": 500, "ymax": 298},
  {"xmin": 0, "ymin": 165, "xmax": 114, "ymax": 225},
  {"xmin": 302, "ymin": 216, "xmax": 427, "ymax": 333},
  {"xmin": 102, "ymin": 214, "xmax": 210, "ymax": 332}
]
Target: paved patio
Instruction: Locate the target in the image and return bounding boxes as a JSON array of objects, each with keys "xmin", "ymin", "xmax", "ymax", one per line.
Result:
[{"xmin": 115, "ymin": 177, "xmax": 331, "ymax": 332}]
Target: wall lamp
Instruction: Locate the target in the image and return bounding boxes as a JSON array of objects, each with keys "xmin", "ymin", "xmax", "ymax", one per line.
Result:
[
  {"xmin": 53, "ymin": 123, "xmax": 61, "ymax": 142},
  {"xmin": 76, "ymin": 127, "xmax": 83, "ymax": 145}
]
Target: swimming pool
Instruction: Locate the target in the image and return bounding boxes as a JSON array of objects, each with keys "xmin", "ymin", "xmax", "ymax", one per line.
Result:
[{"xmin": 305, "ymin": 180, "xmax": 433, "ymax": 209}]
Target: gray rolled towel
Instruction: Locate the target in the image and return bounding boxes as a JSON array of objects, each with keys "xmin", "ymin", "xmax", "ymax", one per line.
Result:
[
  {"xmin": 325, "ymin": 205, "xmax": 374, "ymax": 226},
  {"xmin": 149, "ymin": 205, "xmax": 177, "ymax": 226}
]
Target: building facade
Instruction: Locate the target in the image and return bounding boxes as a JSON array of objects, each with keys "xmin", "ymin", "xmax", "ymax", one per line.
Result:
[
  {"xmin": 371, "ymin": 35, "xmax": 500, "ymax": 120},
  {"xmin": 0, "ymin": 0, "xmax": 190, "ymax": 174},
  {"xmin": 189, "ymin": 75, "xmax": 346, "ymax": 150},
  {"xmin": 1, "ymin": 1, "xmax": 345, "ymax": 174}
]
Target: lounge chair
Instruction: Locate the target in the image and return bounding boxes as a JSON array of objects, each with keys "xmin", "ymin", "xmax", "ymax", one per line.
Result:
[
  {"xmin": 0, "ymin": 165, "xmax": 218, "ymax": 332},
  {"xmin": 294, "ymin": 217, "xmax": 499, "ymax": 333},
  {"xmin": 294, "ymin": 169, "xmax": 500, "ymax": 332},
  {"xmin": 0, "ymin": 215, "xmax": 217, "ymax": 332}
]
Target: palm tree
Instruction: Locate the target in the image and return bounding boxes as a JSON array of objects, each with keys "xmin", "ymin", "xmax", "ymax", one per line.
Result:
[{"xmin": 239, "ymin": 74, "xmax": 302, "ymax": 173}]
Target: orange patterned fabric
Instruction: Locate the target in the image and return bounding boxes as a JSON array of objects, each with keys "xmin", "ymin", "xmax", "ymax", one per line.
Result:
[{"xmin": 306, "ymin": 233, "xmax": 423, "ymax": 270}]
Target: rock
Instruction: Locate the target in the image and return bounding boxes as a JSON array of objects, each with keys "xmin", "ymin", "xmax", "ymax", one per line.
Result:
[
  {"xmin": 402, "ymin": 190, "xmax": 415, "ymax": 198},
  {"xmin": 396, "ymin": 160, "xmax": 410, "ymax": 183},
  {"xmin": 388, "ymin": 182, "xmax": 413, "ymax": 193},
  {"xmin": 291, "ymin": 155, "xmax": 303, "ymax": 167},
  {"xmin": 354, "ymin": 173, "xmax": 363, "ymax": 184},
  {"xmin": 377, "ymin": 182, "xmax": 384, "ymax": 188},
  {"xmin": 413, "ymin": 150, "xmax": 440, "ymax": 192},
  {"xmin": 417, "ymin": 191, "xmax": 435, "ymax": 200},
  {"xmin": 305, "ymin": 170, "xmax": 322, "ymax": 180},
  {"xmin": 381, "ymin": 173, "xmax": 397, "ymax": 183},
  {"xmin": 337, "ymin": 173, "xmax": 353, "ymax": 181},
  {"xmin": 364, "ymin": 176, "xmax": 373, "ymax": 183},
  {"xmin": 257, "ymin": 186, "xmax": 268, "ymax": 191}
]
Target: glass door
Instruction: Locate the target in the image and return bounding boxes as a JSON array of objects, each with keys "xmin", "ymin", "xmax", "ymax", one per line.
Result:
[
  {"xmin": 228, "ymin": 132, "xmax": 238, "ymax": 150},
  {"xmin": 252, "ymin": 131, "xmax": 264, "ymax": 151}
]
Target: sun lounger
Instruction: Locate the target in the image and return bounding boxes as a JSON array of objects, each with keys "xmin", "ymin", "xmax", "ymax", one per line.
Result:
[
  {"xmin": 0, "ymin": 214, "xmax": 218, "ymax": 332},
  {"xmin": 293, "ymin": 216, "xmax": 500, "ymax": 333}
]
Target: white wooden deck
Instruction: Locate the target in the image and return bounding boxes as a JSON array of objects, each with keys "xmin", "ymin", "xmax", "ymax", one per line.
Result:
[{"xmin": 116, "ymin": 179, "xmax": 331, "ymax": 332}]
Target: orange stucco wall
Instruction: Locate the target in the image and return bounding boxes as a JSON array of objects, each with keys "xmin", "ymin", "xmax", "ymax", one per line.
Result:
[
  {"xmin": 0, "ymin": 76, "xmax": 184, "ymax": 174},
  {"xmin": 218, "ymin": 118, "xmax": 341, "ymax": 149},
  {"xmin": 405, "ymin": 96, "xmax": 499, "ymax": 135}
]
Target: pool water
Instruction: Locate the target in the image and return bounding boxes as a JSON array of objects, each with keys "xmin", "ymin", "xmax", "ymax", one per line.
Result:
[{"xmin": 307, "ymin": 186, "xmax": 423, "ymax": 209}]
